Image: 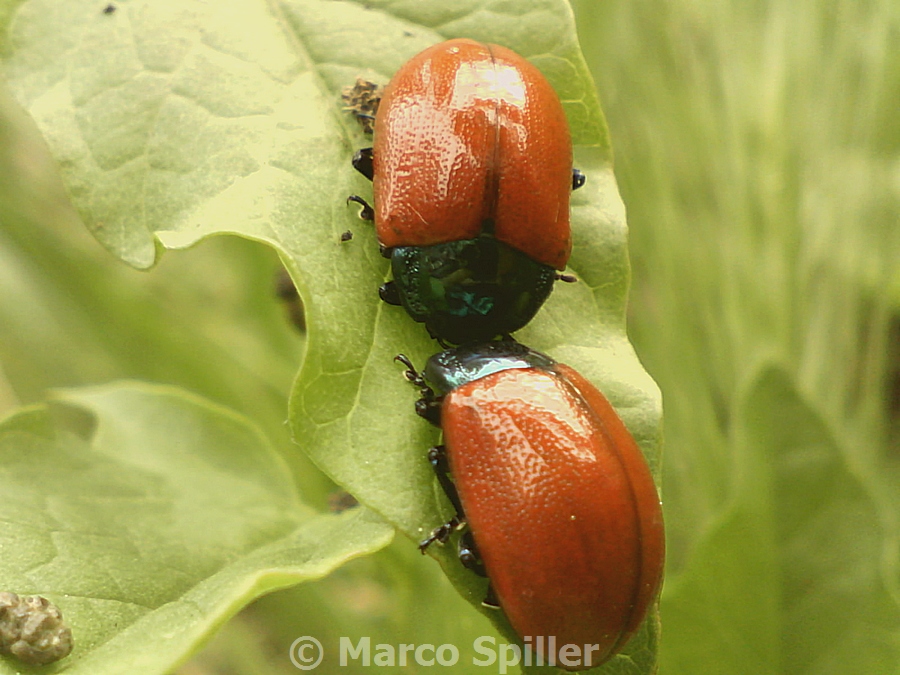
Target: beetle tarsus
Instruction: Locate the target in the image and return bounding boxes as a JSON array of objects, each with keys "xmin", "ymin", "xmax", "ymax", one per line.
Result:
[
  {"xmin": 347, "ymin": 195, "xmax": 374, "ymax": 221},
  {"xmin": 394, "ymin": 354, "xmax": 426, "ymax": 390},
  {"xmin": 395, "ymin": 355, "xmax": 442, "ymax": 425},
  {"xmin": 419, "ymin": 516, "xmax": 462, "ymax": 552},
  {"xmin": 394, "ymin": 353, "xmax": 416, "ymax": 373}
]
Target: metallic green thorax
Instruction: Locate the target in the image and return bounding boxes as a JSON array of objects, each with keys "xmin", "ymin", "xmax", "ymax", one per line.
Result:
[
  {"xmin": 390, "ymin": 235, "xmax": 556, "ymax": 344},
  {"xmin": 423, "ymin": 340, "xmax": 557, "ymax": 396}
]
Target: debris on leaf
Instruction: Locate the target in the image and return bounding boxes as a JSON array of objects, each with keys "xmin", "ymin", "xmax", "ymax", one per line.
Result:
[
  {"xmin": 0, "ymin": 592, "xmax": 73, "ymax": 665},
  {"xmin": 342, "ymin": 78, "xmax": 383, "ymax": 134}
]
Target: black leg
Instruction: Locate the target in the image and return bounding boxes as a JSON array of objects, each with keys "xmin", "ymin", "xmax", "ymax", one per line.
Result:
[
  {"xmin": 352, "ymin": 147, "xmax": 374, "ymax": 180},
  {"xmin": 482, "ymin": 583, "xmax": 500, "ymax": 609},
  {"xmin": 572, "ymin": 168, "xmax": 586, "ymax": 190},
  {"xmin": 418, "ymin": 515, "xmax": 462, "ymax": 552},
  {"xmin": 427, "ymin": 445, "xmax": 462, "ymax": 514},
  {"xmin": 418, "ymin": 445, "xmax": 467, "ymax": 553},
  {"xmin": 346, "ymin": 195, "xmax": 374, "ymax": 220},
  {"xmin": 458, "ymin": 530, "xmax": 486, "ymax": 577},
  {"xmin": 379, "ymin": 281, "xmax": 402, "ymax": 306},
  {"xmin": 398, "ymin": 357, "xmax": 488, "ymax": 586},
  {"xmin": 394, "ymin": 354, "xmax": 442, "ymax": 426}
]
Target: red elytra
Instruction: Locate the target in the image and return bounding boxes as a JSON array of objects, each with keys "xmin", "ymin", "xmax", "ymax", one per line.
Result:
[
  {"xmin": 440, "ymin": 364, "xmax": 664, "ymax": 669},
  {"xmin": 373, "ymin": 38, "xmax": 573, "ymax": 271}
]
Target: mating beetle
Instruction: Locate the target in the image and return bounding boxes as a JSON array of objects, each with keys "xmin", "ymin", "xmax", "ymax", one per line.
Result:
[
  {"xmin": 398, "ymin": 341, "xmax": 664, "ymax": 670},
  {"xmin": 350, "ymin": 39, "xmax": 583, "ymax": 344}
]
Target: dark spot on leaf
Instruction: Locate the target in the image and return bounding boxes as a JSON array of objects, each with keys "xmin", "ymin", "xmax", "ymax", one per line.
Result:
[
  {"xmin": 274, "ymin": 267, "xmax": 305, "ymax": 333},
  {"xmin": 328, "ymin": 490, "xmax": 359, "ymax": 513}
]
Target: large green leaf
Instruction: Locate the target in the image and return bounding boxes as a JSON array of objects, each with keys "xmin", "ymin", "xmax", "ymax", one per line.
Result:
[
  {"xmin": 660, "ymin": 366, "xmax": 900, "ymax": 674},
  {"xmin": 0, "ymin": 384, "xmax": 393, "ymax": 674},
  {"xmin": 1, "ymin": 1, "xmax": 662, "ymax": 671},
  {"xmin": 745, "ymin": 369, "xmax": 900, "ymax": 674}
]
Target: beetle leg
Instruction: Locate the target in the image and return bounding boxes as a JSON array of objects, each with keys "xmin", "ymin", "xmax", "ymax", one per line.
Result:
[
  {"xmin": 352, "ymin": 147, "xmax": 374, "ymax": 180},
  {"xmin": 427, "ymin": 445, "xmax": 463, "ymax": 514},
  {"xmin": 418, "ymin": 515, "xmax": 462, "ymax": 552},
  {"xmin": 419, "ymin": 444, "xmax": 468, "ymax": 554},
  {"xmin": 572, "ymin": 168, "xmax": 586, "ymax": 190},
  {"xmin": 482, "ymin": 583, "xmax": 500, "ymax": 610},
  {"xmin": 555, "ymin": 272, "xmax": 577, "ymax": 283},
  {"xmin": 379, "ymin": 281, "xmax": 402, "ymax": 306},
  {"xmin": 458, "ymin": 530, "xmax": 486, "ymax": 577},
  {"xmin": 415, "ymin": 398, "xmax": 442, "ymax": 426},
  {"xmin": 394, "ymin": 353, "xmax": 428, "ymax": 389},
  {"xmin": 394, "ymin": 355, "xmax": 443, "ymax": 426},
  {"xmin": 346, "ymin": 195, "xmax": 374, "ymax": 220}
]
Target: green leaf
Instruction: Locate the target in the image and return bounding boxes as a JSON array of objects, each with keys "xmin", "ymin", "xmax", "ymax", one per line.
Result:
[
  {"xmin": 0, "ymin": 75, "xmax": 344, "ymax": 509},
  {"xmin": 0, "ymin": 383, "xmax": 393, "ymax": 674},
  {"xmin": 746, "ymin": 369, "xmax": 900, "ymax": 674},
  {"xmin": 1, "ymin": 1, "xmax": 662, "ymax": 671},
  {"xmin": 661, "ymin": 366, "xmax": 900, "ymax": 674}
]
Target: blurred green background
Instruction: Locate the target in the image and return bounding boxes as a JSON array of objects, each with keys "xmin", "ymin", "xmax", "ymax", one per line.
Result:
[
  {"xmin": 1, "ymin": 0, "xmax": 898, "ymax": 673},
  {"xmin": 575, "ymin": 1, "xmax": 900, "ymax": 673}
]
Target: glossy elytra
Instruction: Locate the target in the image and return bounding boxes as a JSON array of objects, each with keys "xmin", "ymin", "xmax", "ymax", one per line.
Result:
[
  {"xmin": 397, "ymin": 341, "xmax": 665, "ymax": 670},
  {"xmin": 350, "ymin": 39, "xmax": 584, "ymax": 344}
]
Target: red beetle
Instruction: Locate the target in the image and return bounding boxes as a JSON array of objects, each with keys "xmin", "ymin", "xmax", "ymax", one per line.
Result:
[
  {"xmin": 373, "ymin": 38, "xmax": 573, "ymax": 268},
  {"xmin": 350, "ymin": 40, "xmax": 582, "ymax": 344},
  {"xmin": 398, "ymin": 341, "xmax": 665, "ymax": 670}
]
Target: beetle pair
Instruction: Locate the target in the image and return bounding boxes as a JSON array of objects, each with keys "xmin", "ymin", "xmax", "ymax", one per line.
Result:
[{"xmin": 346, "ymin": 39, "xmax": 664, "ymax": 670}]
